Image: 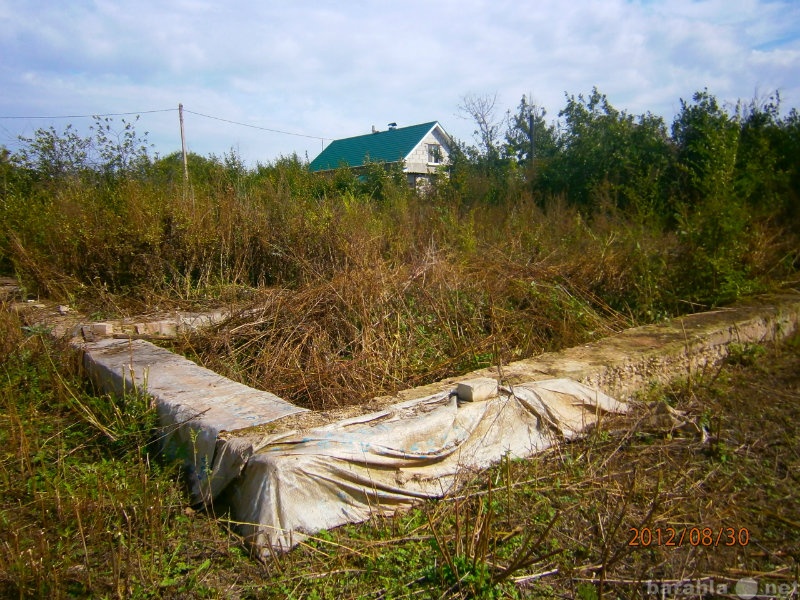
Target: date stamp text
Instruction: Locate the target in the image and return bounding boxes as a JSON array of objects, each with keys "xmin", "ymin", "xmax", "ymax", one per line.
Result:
[{"xmin": 629, "ymin": 526, "xmax": 750, "ymax": 547}]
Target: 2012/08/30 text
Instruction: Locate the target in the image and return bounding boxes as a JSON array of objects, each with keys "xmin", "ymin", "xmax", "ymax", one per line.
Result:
[{"xmin": 628, "ymin": 527, "xmax": 750, "ymax": 547}]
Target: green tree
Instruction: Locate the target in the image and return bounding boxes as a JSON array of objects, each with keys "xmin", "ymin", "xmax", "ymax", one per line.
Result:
[
  {"xmin": 90, "ymin": 115, "xmax": 152, "ymax": 179},
  {"xmin": 357, "ymin": 160, "xmax": 408, "ymax": 203},
  {"xmin": 671, "ymin": 91, "xmax": 753, "ymax": 305},
  {"xmin": 779, "ymin": 108, "xmax": 800, "ymax": 222},
  {"xmin": 505, "ymin": 95, "xmax": 558, "ymax": 165},
  {"xmin": 0, "ymin": 146, "xmax": 12, "ymax": 198},
  {"xmin": 14, "ymin": 124, "xmax": 92, "ymax": 180},
  {"xmin": 733, "ymin": 92, "xmax": 785, "ymax": 210},
  {"xmin": 546, "ymin": 87, "xmax": 672, "ymax": 214},
  {"xmin": 14, "ymin": 117, "xmax": 152, "ymax": 184},
  {"xmin": 671, "ymin": 89, "xmax": 739, "ymax": 205}
]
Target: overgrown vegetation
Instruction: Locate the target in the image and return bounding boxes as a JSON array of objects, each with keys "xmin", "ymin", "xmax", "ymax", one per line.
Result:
[
  {"xmin": 0, "ymin": 88, "xmax": 798, "ymax": 597},
  {"xmin": 1, "ymin": 88, "xmax": 797, "ymax": 408},
  {"xmin": 257, "ymin": 334, "xmax": 800, "ymax": 599},
  {"xmin": 0, "ymin": 307, "xmax": 268, "ymax": 598},
  {"xmin": 2, "ymin": 89, "xmax": 798, "ymax": 309}
]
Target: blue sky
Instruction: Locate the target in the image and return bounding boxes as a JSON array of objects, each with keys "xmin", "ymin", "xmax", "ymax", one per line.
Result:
[{"xmin": 1, "ymin": 0, "xmax": 798, "ymax": 165}]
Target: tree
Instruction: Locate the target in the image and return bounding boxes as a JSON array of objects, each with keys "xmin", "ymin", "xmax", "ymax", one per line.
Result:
[
  {"xmin": 671, "ymin": 91, "xmax": 750, "ymax": 305},
  {"xmin": 779, "ymin": 108, "xmax": 800, "ymax": 221},
  {"xmin": 504, "ymin": 95, "xmax": 558, "ymax": 167},
  {"xmin": 455, "ymin": 93, "xmax": 517, "ymax": 203},
  {"xmin": 14, "ymin": 124, "xmax": 92, "ymax": 180},
  {"xmin": 671, "ymin": 89, "xmax": 739, "ymax": 204},
  {"xmin": 0, "ymin": 146, "xmax": 12, "ymax": 199},
  {"xmin": 546, "ymin": 87, "xmax": 671, "ymax": 213},
  {"xmin": 90, "ymin": 115, "xmax": 152, "ymax": 178},
  {"xmin": 457, "ymin": 93, "xmax": 505, "ymax": 162},
  {"xmin": 733, "ymin": 92, "xmax": 790, "ymax": 212},
  {"xmin": 13, "ymin": 117, "xmax": 152, "ymax": 184}
]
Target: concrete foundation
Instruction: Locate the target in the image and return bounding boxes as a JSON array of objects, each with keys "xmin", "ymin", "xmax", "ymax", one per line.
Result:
[{"xmin": 6, "ymin": 279, "xmax": 800, "ymax": 555}]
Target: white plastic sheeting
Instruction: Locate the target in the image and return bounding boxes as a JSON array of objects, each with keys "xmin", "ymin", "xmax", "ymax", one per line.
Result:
[
  {"xmin": 228, "ymin": 378, "xmax": 628, "ymax": 553},
  {"xmin": 81, "ymin": 338, "xmax": 307, "ymax": 502}
]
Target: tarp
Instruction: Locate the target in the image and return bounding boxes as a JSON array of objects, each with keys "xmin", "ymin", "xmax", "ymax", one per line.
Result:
[
  {"xmin": 227, "ymin": 377, "xmax": 628, "ymax": 553},
  {"xmin": 81, "ymin": 338, "xmax": 308, "ymax": 502}
]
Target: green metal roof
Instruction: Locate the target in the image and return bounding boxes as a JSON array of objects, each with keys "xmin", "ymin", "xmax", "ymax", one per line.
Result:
[{"xmin": 309, "ymin": 121, "xmax": 439, "ymax": 172}]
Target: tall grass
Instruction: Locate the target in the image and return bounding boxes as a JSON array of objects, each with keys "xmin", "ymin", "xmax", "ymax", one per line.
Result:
[
  {"xmin": 2, "ymin": 153, "xmax": 797, "ymax": 407},
  {"xmin": 3, "ymin": 150, "xmax": 795, "ymax": 309},
  {"xmin": 1, "ymin": 125, "xmax": 798, "ymax": 596}
]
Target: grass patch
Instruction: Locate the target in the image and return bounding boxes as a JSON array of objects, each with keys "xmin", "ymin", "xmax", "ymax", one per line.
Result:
[
  {"xmin": 173, "ymin": 252, "xmax": 629, "ymax": 410},
  {"xmin": 0, "ymin": 305, "xmax": 270, "ymax": 598}
]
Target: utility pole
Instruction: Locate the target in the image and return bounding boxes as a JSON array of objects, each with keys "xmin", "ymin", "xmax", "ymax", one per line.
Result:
[
  {"xmin": 179, "ymin": 103, "xmax": 189, "ymax": 185},
  {"xmin": 528, "ymin": 110, "xmax": 535, "ymax": 168}
]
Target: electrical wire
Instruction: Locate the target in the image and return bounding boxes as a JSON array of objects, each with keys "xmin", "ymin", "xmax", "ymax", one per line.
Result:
[
  {"xmin": 0, "ymin": 107, "xmax": 329, "ymax": 142},
  {"xmin": 0, "ymin": 108, "xmax": 176, "ymax": 119},
  {"xmin": 183, "ymin": 109, "xmax": 327, "ymax": 141}
]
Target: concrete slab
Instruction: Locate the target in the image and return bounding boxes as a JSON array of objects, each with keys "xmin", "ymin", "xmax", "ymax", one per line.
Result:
[{"xmin": 221, "ymin": 293, "xmax": 800, "ymax": 554}]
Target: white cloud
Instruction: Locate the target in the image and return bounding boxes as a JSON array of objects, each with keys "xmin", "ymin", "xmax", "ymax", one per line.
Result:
[{"xmin": 0, "ymin": 0, "xmax": 798, "ymax": 162}]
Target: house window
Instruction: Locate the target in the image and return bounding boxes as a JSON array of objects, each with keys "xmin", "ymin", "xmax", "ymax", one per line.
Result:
[{"xmin": 427, "ymin": 144, "xmax": 443, "ymax": 164}]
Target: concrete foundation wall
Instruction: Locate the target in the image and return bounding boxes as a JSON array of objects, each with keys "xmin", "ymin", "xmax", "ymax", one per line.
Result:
[{"xmin": 10, "ymin": 280, "xmax": 800, "ymax": 556}]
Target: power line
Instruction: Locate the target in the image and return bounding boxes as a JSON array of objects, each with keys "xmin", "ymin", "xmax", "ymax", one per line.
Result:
[
  {"xmin": 0, "ymin": 106, "xmax": 330, "ymax": 144},
  {"xmin": 0, "ymin": 108, "xmax": 176, "ymax": 119},
  {"xmin": 183, "ymin": 109, "xmax": 327, "ymax": 142}
]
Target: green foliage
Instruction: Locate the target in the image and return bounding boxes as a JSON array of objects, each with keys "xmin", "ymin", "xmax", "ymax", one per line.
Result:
[
  {"xmin": 780, "ymin": 109, "xmax": 800, "ymax": 220},
  {"xmin": 14, "ymin": 116, "xmax": 152, "ymax": 185},
  {"xmin": 91, "ymin": 115, "xmax": 153, "ymax": 179},
  {"xmin": 505, "ymin": 95, "xmax": 559, "ymax": 167},
  {"xmin": 726, "ymin": 342, "xmax": 767, "ymax": 367},
  {"xmin": 1, "ymin": 85, "xmax": 797, "ymax": 317},
  {"xmin": 545, "ymin": 87, "xmax": 672, "ymax": 215},
  {"xmin": 13, "ymin": 123, "xmax": 92, "ymax": 181},
  {"xmin": 576, "ymin": 582, "xmax": 599, "ymax": 600},
  {"xmin": 673, "ymin": 192, "xmax": 757, "ymax": 306},
  {"xmin": 671, "ymin": 89, "xmax": 740, "ymax": 205},
  {"xmin": 661, "ymin": 94, "xmax": 745, "ymax": 302},
  {"xmin": 356, "ymin": 159, "xmax": 410, "ymax": 202}
]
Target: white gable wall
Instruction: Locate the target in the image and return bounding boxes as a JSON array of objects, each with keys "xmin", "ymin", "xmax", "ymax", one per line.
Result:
[{"xmin": 404, "ymin": 125, "xmax": 451, "ymax": 175}]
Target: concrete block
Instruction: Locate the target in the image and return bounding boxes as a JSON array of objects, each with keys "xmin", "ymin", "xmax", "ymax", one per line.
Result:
[
  {"xmin": 91, "ymin": 322, "xmax": 114, "ymax": 336},
  {"xmin": 156, "ymin": 321, "xmax": 177, "ymax": 337},
  {"xmin": 456, "ymin": 378, "xmax": 499, "ymax": 402}
]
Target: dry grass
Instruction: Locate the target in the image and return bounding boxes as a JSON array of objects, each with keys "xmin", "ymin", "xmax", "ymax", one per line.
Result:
[
  {"xmin": 0, "ymin": 306, "xmax": 275, "ymax": 599},
  {"xmin": 1, "ymin": 293, "xmax": 798, "ymax": 599},
  {"xmin": 2, "ymin": 154, "xmax": 799, "ymax": 598},
  {"xmin": 174, "ymin": 241, "xmax": 631, "ymax": 410}
]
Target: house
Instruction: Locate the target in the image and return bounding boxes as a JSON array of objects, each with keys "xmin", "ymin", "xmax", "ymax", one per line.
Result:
[{"xmin": 308, "ymin": 121, "xmax": 452, "ymax": 188}]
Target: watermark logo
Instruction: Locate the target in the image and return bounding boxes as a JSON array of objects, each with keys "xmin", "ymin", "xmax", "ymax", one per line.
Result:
[
  {"xmin": 644, "ymin": 577, "xmax": 796, "ymax": 598},
  {"xmin": 735, "ymin": 577, "xmax": 760, "ymax": 599}
]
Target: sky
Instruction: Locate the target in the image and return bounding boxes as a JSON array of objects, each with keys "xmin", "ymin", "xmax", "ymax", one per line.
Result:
[{"xmin": 1, "ymin": 0, "xmax": 799, "ymax": 166}]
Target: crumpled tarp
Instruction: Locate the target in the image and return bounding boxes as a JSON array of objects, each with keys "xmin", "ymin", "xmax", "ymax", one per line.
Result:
[{"xmin": 227, "ymin": 377, "xmax": 627, "ymax": 553}]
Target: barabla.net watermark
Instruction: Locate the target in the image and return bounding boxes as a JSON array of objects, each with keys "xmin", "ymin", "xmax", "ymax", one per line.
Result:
[{"xmin": 644, "ymin": 577, "xmax": 797, "ymax": 598}]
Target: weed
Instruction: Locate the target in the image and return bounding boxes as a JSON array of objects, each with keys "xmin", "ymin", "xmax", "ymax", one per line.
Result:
[
  {"xmin": 2, "ymin": 309, "xmax": 799, "ymax": 598},
  {"xmin": 726, "ymin": 342, "xmax": 767, "ymax": 367},
  {"xmin": 1, "ymin": 104, "xmax": 798, "ymax": 596}
]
